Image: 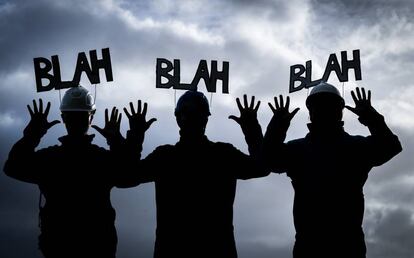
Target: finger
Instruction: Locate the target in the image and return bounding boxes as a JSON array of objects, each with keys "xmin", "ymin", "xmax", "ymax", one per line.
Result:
[
  {"xmin": 91, "ymin": 125, "xmax": 105, "ymax": 136},
  {"xmin": 138, "ymin": 100, "xmax": 142, "ymax": 114},
  {"xmin": 350, "ymin": 91, "xmax": 358, "ymax": 103},
  {"xmin": 123, "ymin": 107, "xmax": 131, "ymax": 118},
  {"xmin": 243, "ymin": 94, "xmax": 248, "ymax": 108},
  {"xmin": 105, "ymin": 108, "xmax": 109, "ymax": 124},
  {"xmin": 114, "ymin": 108, "xmax": 119, "ymax": 122},
  {"xmin": 274, "ymin": 97, "xmax": 279, "ymax": 109},
  {"xmin": 368, "ymin": 90, "xmax": 371, "ymax": 105},
  {"xmin": 44, "ymin": 102, "xmax": 51, "ymax": 116},
  {"xmin": 286, "ymin": 96, "xmax": 290, "ymax": 110},
  {"xmin": 356, "ymin": 87, "xmax": 362, "ymax": 100},
  {"xmin": 33, "ymin": 99, "xmax": 38, "ymax": 113},
  {"xmin": 268, "ymin": 102, "xmax": 276, "ymax": 113},
  {"xmin": 228, "ymin": 115, "xmax": 241, "ymax": 124},
  {"xmin": 345, "ymin": 105, "xmax": 357, "ymax": 114},
  {"xmin": 361, "ymin": 87, "xmax": 366, "ymax": 100},
  {"xmin": 27, "ymin": 105, "xmax": 34, "ymax": 117},
  {"xmin": 254, "ymin": 101, "xmax": 261, "ymax": 112},
  {"xmin": 47, "ymin": 120, "xmax": 61, "ymax": 129},
  {"xmin": 129, "ymin": 102, "xmax": 136, "ymax": 115},
  {"xmin": 236, "ymin": 98, "xmax": 243, "ymax": 112},
  {"xmin": 142, "ymin": 102, "xmax": 148, "ymax": 117},
  {"xmin": 117, "ymin": 113, "xmax": 122, "ymax": 126},
  {"xmin": 146, "ymin": 118, "xmax": 157, "ymax": 129},
  {"xmin": 279, "ymin": 95, "xmax": 284, "ymax": 108},
  {"xmin": 111, "ymin": 107, "xmax": 116, "ymax": 122},
  {"xmin": 290, "ymin": 107, "xmax": 300, "ymax": 119},
  {"xmin": 250, "ymin": 96, "xmax": 255, "ymax": 109},
  {"xmin": 39, "ymin": 99, "xmax": 43, "ymax": 113}
]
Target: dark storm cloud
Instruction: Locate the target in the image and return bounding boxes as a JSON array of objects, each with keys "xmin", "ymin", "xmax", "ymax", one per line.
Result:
[
  {"xmin": 0, "ymin": 0, "xmax": 103, "ymax": 74},
  {"xmin": 311, "ymin": 0, "xmax": 414, "ymax": 23}
]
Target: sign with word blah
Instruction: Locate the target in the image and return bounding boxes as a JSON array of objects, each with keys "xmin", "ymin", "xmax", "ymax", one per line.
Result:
[
  {"xmin": 34, "ymin": 48, "xmax": 113, "ymax": 92},
  {"xmin": 156, "ymin": 58, "xmax": 229, "ymax": 93},
  {"xmin": 289, "ymin": 49, "xmax": 361, "ymax": 93}
]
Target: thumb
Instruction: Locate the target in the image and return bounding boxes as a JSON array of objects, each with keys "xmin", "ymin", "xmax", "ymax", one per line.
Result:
[
  {"xmin": 228, "ymin": 115, "xmax": 240, "ymax": 124},
  {"xmin": 290, "ymin": 108, "xmax": 300, "ymax": 119},
  {"xmin": 91, "ymin": 125, "xmax": 106, "ymax": 137},
  {"xmin": 146, "ymin": 118, "xmax": 157, "ymax": 129},
  {"xmin": 47, "ymin": 120, "xmax": 61, "ymax": 129},
  {"xmin": 345, "ymin": 105, "xmax": 358, "ymax": 115}
]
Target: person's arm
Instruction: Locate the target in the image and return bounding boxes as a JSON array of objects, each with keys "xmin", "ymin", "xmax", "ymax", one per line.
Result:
[
  {"xmin": 228, "ymin": 95, "xmax": 269, "ymax": 179},
  {"xmin": 123, "ymin": 100, "xmax": 157, "ymax": 158},
  {"xmin": 92, "ymin": 107, "xmax": 137, "ymax": 187},
  {"xmin": 4, "ymin": 99, "xmax": 60, "ymax": 183},
  {"xmin": 229, "ymin": 95, "xmax": 263, "ymax": 157},
  {"xmin": 263, "ymin": 95, "xmax": 299, "ymax": 173},
  {"xmin": 346, "ymin": 87, "xmax": 402, "ymax": 166},
  {"xmin": 93, "ymin": 102, "xmax": 158, "ymax": 187}
]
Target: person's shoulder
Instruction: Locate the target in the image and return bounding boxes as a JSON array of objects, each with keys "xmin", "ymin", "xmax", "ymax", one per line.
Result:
[
  {"xmin": 214, "ymin": 141, "xmax": 236, "ymax": 149},
  {"xmin": 141, "ymin": 144, "xmax": 176, "ymax": 162},
  {"xmin": 152, "ymin": 144, "xmax": 176, "ymax": 155},
  {"xmin": 287, "ymin": 137, "xmax": 307, "ymax": 146},
  {"xmin": 212, "ymin": 141, "xmax": 241, "ymax": 153},
  {"xmin": 36, "ymin": 144, "xmax": 61, "ymax": 154},
  {"xmin": 89, "ymin": 143, "xmax": 109, "ymax": 153},
  {"xmin": 342, "ymin": 132, "xmax": 367, "ymax": 143}
]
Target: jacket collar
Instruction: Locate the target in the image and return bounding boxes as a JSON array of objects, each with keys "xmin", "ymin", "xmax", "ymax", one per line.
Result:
[
  {"xmin": 306, "ymin": 121, "xmax": 345, "ymax": 140},
  {"xmin": 177, "ymin": 135, "xmax": 210, "ymax": 148}
]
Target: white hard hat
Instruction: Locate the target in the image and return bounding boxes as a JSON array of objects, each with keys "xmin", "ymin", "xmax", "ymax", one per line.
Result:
[
  {"xmin": 60, "ymin": 85, "xmax": 96, "ymax": 112},
  {"xmin": 306, "ymin": 82, "xmax": 344, "ymax": 108}
]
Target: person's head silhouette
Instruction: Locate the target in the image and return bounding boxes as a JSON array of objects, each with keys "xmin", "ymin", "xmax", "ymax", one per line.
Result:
[
  {"xmin": 306, "ymin": 82, "xmax": 344, "ymax": 126},
  {"xmin": 59, "ymin": 85, "xmax": 96, "ymax": 136},
  {"xmin": 175, "ymin": 90, "xmax": 210, "ymax": 140}
]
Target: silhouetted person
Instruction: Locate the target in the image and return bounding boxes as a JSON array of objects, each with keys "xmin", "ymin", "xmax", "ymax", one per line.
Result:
[
  {"xmin": 3, "ymin": 85, "xmax": 137, "ymax": 258},
  {"xmin": 121, "ymin": 91, "xmax": 268, "ymax": 258},
  {"xmin": 263, "ymin": 83, "xmax": 402, "ymax": 258}
]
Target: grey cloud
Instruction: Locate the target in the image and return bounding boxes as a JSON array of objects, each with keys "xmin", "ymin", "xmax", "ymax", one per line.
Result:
[
  {"xmin": 311, "ymin": 0, "xmax": 414, "ymax": 24},
  {"xmin": 0, "ymin": 226, "xmax": 43, "ymax": 258},
  {"xmin": 0, "ymin": 0, "xmax": 105, "ymax": 75},
  {"xmin": 238, "ymin": 241, "xmax": 291, "ymax": 258},
  {"xmin": 366, "ymin": 208, "xmax": 414, "ymax": 258}
]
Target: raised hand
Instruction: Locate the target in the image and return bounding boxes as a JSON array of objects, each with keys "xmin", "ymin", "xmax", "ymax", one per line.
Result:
[
  {"xmin": 123, "ymin": 100, "xmax": 157, "ymax": 135},
  {"xmin": 23, "ymin": 99, "xmax": 60, "ymax": 140},
  {"xmin": 268, "ymin": 95, "xmax": 300, "ymax": 130},
  {"xmin": 92, "ymin": 107, "xmax": 123, "ymax": 143},
  {"xmin": 229, "ymin": 94, "xmax": 261, "ymax": 133},
  {"xmin": 345, "ymin": 87, "xmax": 381, "ymax": 126}
]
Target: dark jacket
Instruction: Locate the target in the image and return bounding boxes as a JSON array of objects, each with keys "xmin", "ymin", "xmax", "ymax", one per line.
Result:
[
  {"xmin": 4, "ymin": 134, "xmax": 131, "ymax": 258},
  {"xmin": 135, "ymin": 136, "xmax": 268, "ymax": 258},
  {"xmin": 264, "ymin": 119, "xmax": 402, "ymax": 258}
]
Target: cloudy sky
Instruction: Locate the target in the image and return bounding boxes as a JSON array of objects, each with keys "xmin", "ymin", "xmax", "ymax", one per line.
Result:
[{"xmin": 0, "ymin": 0, "xmax": 413, "ymax": 257}]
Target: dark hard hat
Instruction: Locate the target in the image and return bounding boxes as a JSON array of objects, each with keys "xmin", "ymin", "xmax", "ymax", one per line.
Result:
[{"xmin": 175, "ymin": 90, "xmax": 211, "ymax": 117}]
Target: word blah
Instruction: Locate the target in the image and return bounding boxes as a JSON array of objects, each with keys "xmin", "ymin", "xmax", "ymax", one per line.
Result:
[
  {"xmin": 156, "ymin": 58, "xmax": 229, "ymax": 93},
  {"xmin": 34, "ymin": 48, "xmax": 113, "ymax": 92},
  {"xmin": 289, "ymin": 49, "xmax": 361, "ymax": 93}
]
